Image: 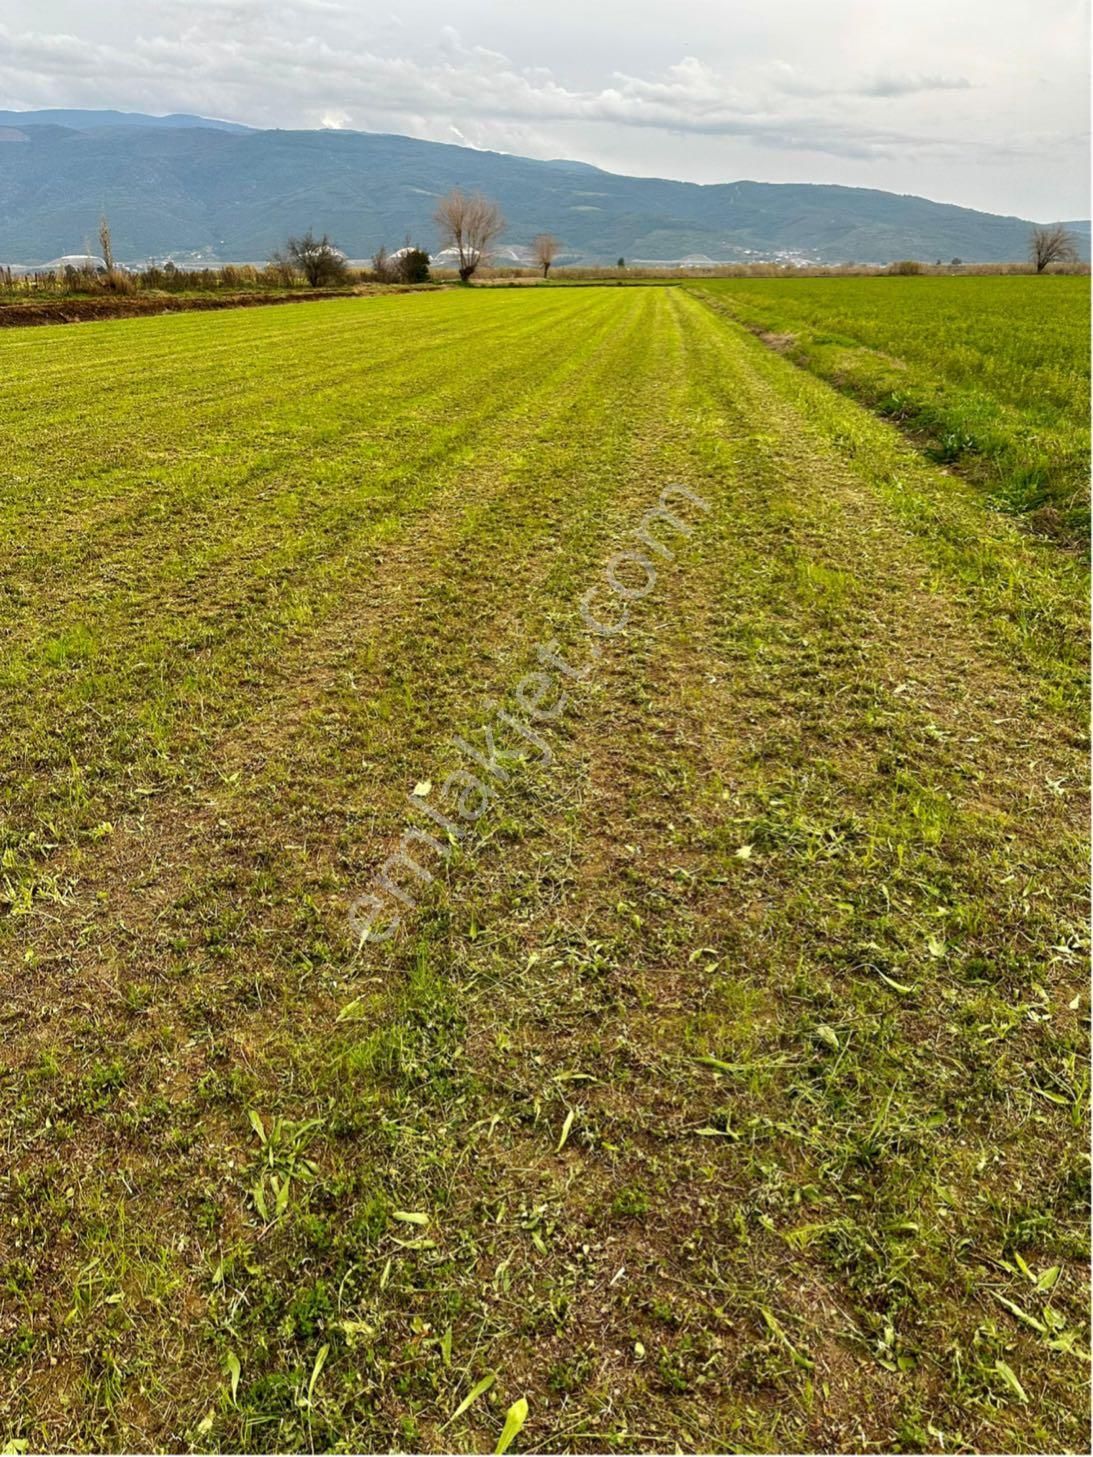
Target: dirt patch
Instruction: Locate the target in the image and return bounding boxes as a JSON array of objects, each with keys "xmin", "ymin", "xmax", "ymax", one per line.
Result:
[
  {"xmin": 758, "ymin": 329, "xmax": 797, "ymax": 351},
  {"xmin": 0, "ymin": 284, "xmax": 439, "ymax": 329}
]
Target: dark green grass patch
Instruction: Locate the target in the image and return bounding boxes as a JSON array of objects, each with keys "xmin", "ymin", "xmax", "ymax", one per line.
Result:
[{"xmin": 688, "ymin": 276, "xmax": 1091, "ymax": 545}]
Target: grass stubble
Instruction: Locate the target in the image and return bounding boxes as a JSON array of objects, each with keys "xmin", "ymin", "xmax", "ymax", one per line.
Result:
[{"xmin": 0, "ymin": 282, "xmax": 1088, "ymax": 1452}]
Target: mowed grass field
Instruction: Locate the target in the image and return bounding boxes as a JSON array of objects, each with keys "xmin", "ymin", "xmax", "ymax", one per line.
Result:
[
  {"xmin": 688, "ymin": 276, "xmax": 1091, "ymax": 544},
  {"xmin": 0, "ymin": 285, "xmax": 1088, "ymax": 1453}
]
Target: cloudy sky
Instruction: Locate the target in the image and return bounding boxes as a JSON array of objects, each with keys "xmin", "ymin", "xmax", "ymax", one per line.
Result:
[{"xmin": 1, "ymin": 0, "xmax": 1088, "ymax": 218}]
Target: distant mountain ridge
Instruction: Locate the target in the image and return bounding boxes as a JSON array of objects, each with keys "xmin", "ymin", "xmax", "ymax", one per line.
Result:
[
  {"xmin": 0, "ymin": 109, "xmax": 1086, "ymax": 266},
  {"xmin": 0, "ymin": 109, "xmax": 252, "ymax": 133}
]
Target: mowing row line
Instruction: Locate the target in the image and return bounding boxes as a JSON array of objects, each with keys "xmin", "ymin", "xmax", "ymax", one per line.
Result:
[{"xmin": 0, "ymin": 286, "xmax": 1086, "ymax": 1452}]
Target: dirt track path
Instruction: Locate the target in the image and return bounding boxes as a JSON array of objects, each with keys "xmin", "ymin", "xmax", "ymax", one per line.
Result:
[{"xmin": 0, "ymin": 288, "xmax": 1086, "ymax": 1453}]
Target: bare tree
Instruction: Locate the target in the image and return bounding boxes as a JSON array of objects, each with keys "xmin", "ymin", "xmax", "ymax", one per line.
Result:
[
  {"xmin": 265, "ymin": 249, "xmax": 297, "ymax": 287},
  {"xmin": 531, "ymin": 233, "xmax": 562, "ymax": 279},
  {"xmin": 98, "ymin": 214, "xmax": 114, "ymax": 272},
  {"xmin": 1029, "ymin": 224, "xmax": 1078, "ymax": 274},
  {"xmin": 371, "ymin": 243, "xmax": 394, "ymax": 283},
  {"xmin": 434, "ymin": 189, "xmax": 505, "ymax": 283}
]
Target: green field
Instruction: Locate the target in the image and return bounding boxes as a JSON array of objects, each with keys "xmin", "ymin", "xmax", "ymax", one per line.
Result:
[
  {"xmin": 689, "ymin": 276, "xmax": 1091, "ymax": 543},
  {"xmin": 0, "ymin": 285, "xmax": 1088, "ymax": 1453}
]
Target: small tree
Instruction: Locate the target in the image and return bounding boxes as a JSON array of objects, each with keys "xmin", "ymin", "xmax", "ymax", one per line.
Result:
[
  {"xmin": 532, "ymin": 233, "xmax": 561, "ymax": 278},
  {"xmin": 1029, "ymin": 224, "xmax": 1078, "ymax": 274},
  {"xmin": 371, "ymin": 243, "xmax": 393, "ymax": 283},
  {"xmin": 434, "ymin": 189, "xmax": 505, "ymax": 283},
  {"xmin": 396, "ymin": 247, "xmax": 431, "ymax": 284},
  {"xmin": 371, "ymin": 243, "xmax": 430, "ymax": 284},
  {"xmin": 98, "ymin": 214, "xmax": 115, "ymax": 272},
  {"xmin": 278, "ymin": 231, "xmax": 348, "ymax": 287},
  {"xmin": 617, "ymin": 257, "xmax": 625, "ymax": 270}
]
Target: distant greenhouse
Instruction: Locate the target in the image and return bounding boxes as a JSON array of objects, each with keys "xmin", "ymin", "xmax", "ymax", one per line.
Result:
[{"xmin": 49, "ymin": 254, "xmax": 108, "ymax": 272}]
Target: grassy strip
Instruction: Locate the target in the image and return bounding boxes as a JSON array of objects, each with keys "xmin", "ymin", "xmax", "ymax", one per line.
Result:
[
  {"xmin": 686, "ymin": 285, "xmax": 1089, "ymax": 725},
  {"xmin": 688, "ymin": 276, "xmax": 1091, "ymax": 546}
]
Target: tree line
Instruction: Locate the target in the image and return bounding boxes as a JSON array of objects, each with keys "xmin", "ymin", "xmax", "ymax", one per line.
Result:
[
  {"xmin": 12, "ymin": 203, "xmax": 1083, "ymax": 295},
  {"xmin": 271, "ymin": 188, "xmax": 561, "ymax": 287},
  {"xmin": 275, "ymin": 213, "xmax": 1080, "ymax": 287},
  {"xmin": 176, "ymin": 210, "xmax": 1091, "ymax": 284}
]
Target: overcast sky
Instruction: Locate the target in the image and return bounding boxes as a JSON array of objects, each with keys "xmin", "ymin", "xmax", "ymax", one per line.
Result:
[{"xmin": 1, "ymin": 1, "xmax": 1088, "ymax": 219}]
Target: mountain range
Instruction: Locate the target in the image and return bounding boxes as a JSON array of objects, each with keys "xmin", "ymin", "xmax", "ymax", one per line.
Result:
[{"xmin": 0, "ymin": 109, "xmax": 1087, "ymax": 267}]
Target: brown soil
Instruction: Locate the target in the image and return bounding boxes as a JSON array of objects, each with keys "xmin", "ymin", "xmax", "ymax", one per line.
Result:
[{"xmin": 0, "ymin": 284, "xmax": 438, "ymax": 328}]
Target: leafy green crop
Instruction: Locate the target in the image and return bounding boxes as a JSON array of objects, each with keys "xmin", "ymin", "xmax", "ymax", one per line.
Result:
[{"xmin": 689, "ymin": 275, "xmax": 1091, "ymax": 543}]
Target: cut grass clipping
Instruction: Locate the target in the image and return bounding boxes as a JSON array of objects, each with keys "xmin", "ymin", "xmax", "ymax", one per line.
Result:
[{"xmin": 0, "ymin": 281, "xmax": 1087, "ymax": 1453}]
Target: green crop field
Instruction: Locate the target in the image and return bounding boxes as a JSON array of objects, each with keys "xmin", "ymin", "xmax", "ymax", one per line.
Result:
[
  {"xmin": 0, "ymin": 285, "xmax": 1088, "ymax": 1454},
  {"xmin": 689, "ymin": 275, "xmax": 1091, "ymax": 544}
]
